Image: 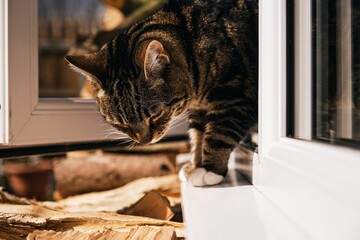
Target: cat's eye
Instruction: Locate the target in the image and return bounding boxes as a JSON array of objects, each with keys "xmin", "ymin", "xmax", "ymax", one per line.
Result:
[
  {"xmin": 148, "ymin": 105, "xmax": 161, "ymax": 116},
  {"xmin": 113, "ymin": 123, "xmax": 130, "ymax": 132}
]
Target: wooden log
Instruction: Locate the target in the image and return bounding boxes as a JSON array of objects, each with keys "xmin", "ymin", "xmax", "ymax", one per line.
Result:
[
  {"xmin": 53, "ymin": 151, "xmax": 177, "ymax": 198},
  {"xmin": 44, "ymin": 174, "xmax": 180, "ymax": 214},
  {"xmin": 4, "ymin": 160, "xmax": 53, "ymax": 201},
  {"xmin": 104, "ymin": 141, "xmax": 190, "ymax": 154}
]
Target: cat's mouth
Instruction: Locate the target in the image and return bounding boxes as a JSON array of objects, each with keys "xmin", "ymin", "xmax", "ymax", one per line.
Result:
[
  {"xmin": 132, "ymin": 133, "xmax": 153, "ymax": 145},
  {"xmin": 130, "ymin": 132, "xmax": 164, "ymax": 145},
  {"xmin": 150, "ymin": 125, "xmax": 171, "ymax": 144},
  {"xmin": 150, "ymin": 136, "xmax": 163, "ymax": 144},
  {"xmin": 131, "ymin": 128, "xmax": 169, "ymax": 145},
  {"xmin": 123, "ymin": 123, "xmax": 171, "ymax": 145}
]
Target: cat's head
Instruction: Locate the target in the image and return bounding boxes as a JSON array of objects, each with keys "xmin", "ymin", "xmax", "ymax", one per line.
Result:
[{"xmin": 66, "ymin": 38, "xmax": 190, "ymax": 144}]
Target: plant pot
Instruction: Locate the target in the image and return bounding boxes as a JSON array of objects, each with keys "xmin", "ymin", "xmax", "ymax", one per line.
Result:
[{"xmin": 4, "ymin": 160, "xmax": 53, "ymax": 201}]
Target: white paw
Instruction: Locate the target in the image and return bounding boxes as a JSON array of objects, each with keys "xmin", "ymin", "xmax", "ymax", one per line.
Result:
[{"xmin": 188, "ymin": 168, "xmax": 224, "ymax": 187}]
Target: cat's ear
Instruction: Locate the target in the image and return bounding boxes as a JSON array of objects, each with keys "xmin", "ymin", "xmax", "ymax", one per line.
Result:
[
  {"xmin": 65, "ymin": 49, "xmax": 107, "ymax": 87},
  {"xmin": 143, "ymin": 40, "xmax": 170, "ymax": 80}
]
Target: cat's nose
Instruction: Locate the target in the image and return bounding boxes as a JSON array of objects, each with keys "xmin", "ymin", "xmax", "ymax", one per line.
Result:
[
  {"xmin": 135, "ymin": 133, "xmax": 152, "ymax": 145},
  {"xmin": 133, "ymin": 125, "xmax": 152, "ymax": 145}
]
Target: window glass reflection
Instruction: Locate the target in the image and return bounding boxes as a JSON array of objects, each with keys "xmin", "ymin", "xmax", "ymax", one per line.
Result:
[{"xmin": 313, "ymin": 0, "xmax": 360, "ymax": 145}]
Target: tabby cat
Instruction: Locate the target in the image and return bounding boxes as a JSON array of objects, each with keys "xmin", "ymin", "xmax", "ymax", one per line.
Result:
[{"xmin": 66, "ymin": 0, "xmax": 258, "ymax": 186}]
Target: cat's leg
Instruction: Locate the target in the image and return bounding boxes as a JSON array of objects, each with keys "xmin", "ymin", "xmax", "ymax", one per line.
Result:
[
  {"xmin": 186, "ymin": 104, "xmax": 256, "ymax": 186},
  {"xmin": 180, "ymin": 127, "xmax": 203, "ymax": 180},
  {"xmin": 189, "ymin": 126, "xmax": 235, "ymax": 186},
  {"xmin": 188, "ymin": 109, "xmax": 207, "ymax": 166},
  {"xmin": 189, "ymin": 110, "xmax": 254, "ymax": 186},
  {"xmin": 180, "ymin": 108, "xmax": 207, "ymax": 179},
  {"xmin": 180, "ymin": 110, "xmax": 206, "ymax": 179},
  {"xmin": 189, "ymin": 126, "xmax": 204, "ymax": 168},
  {"xmin": 189, "ymin": 120, "xmax": 204, "ymax": 167}
]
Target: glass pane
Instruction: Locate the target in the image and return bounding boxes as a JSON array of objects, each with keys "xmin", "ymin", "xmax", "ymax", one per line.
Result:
[
  {"xmin": 38, "ymin": 0, "xmax": 163, "ymax": 98},
  {"xmin": 313, "ymin": 0, "xmax": 360, "ymax": 146},
  {"xmin": 39, "ymin": 0, "xmax": 106, "ymax": 98}
]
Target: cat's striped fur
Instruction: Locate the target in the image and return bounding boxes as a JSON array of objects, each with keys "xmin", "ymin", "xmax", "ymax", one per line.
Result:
[{"xmin": 66, "ymin": 0, "xmax": 258, "ymax": 186}]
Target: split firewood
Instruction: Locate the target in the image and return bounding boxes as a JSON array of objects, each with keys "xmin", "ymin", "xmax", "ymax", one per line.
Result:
[
  {"xmin": 0, "ymin": 204, "xmax": 183, "ymax": 240},
  {"xmin": 1, "ymin": 174, "xmax": 182, "ymax": 221},
  {"xmin": 0, "ymin": 187, "xmax": 35, "ymax": 205},
  {"xmin": 0, "ymin": 174, "xmax": 184, "ymax": 239},
  {"xmin": 44, "ymin": 174, "xmax": 181, "ymax": 215},
  {"xmin": 119, "ymin": 190, "xmax": 174, "ymax": 221},
  {"xmin": 27, "ymin": 226, "xmax": 177, "ymax": 240}
]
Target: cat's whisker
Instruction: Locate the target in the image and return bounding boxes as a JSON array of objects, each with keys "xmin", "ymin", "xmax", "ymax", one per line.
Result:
[
  {"xmin": 95, "ymin": 121, "xmax": 114, "ymax": 130},
  {"xmin": 128, "ymin": 141, "xmax": 137, "ymax": 150},
  {"xmin": 170, "ymin": 119, "xmax": 183, "ymax": 127},
  {"xmin": 175, "ymin": 111, "xmax": 189, "ymax": 120},
  {"xmin": 97, "ymin": 132, "xmax": 123, "ymax": 142},
  {"xmin": 169, "ymin": 122, "xmax": 185, "ymax": 131},
  {"xmin": 97, "ymin": 129, "xmax": 130, "ymax": 143},
  {"xmin": 169, "ymin": 113, "xmax": 189, "ymax": 129},
  {"xmin": 116, "ymin": 139, "xmax": 133, "ymax": 146},
  {"xmin": 103, "ymin": 131, "xmax": 127, "ymax": 137},
  {"xmin": 99, "ymin": 127, "xmax": 126, "ymax": 135},
  {"xmin": 101, "ymin": 129, "xmax": 116, "ymax": 135},
  {"xmin": 97, "ymin": 133, "xmax": 113, "ymax": 143},
  {"xmin": 173, "ymin": 113, "xmax": 188, "ymax": 122}
]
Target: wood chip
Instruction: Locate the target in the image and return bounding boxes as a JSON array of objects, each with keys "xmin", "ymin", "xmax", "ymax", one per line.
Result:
[{"xmin": 120, "ymin": 191, "xmax": 174, "ymax": 221}]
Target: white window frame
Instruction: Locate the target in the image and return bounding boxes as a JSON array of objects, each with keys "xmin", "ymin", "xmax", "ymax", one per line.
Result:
[
  {"xmin": 0, "ymin": 0, "xmax": 187, "ymax": 147},
  {"xmin": 258, "ymin": 0, "xmax": 360, "ymax": 239},
  {"xmin": 0, "ymin": 0, "xmax": 116, "ymax": 146},
  {"xmin": 0, "ymin": 0, "xmax": 9, "ymax": 144}
]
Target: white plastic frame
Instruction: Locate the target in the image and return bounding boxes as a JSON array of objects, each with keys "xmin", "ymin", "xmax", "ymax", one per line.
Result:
[{"xmin": 258, "ymin": 0, "xmax": 360, "ymax": 239}]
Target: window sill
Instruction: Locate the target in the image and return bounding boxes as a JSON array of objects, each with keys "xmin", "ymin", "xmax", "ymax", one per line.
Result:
[{"xmin": 179, "ymin": 153, "xmax": 308, "ymax": 240}]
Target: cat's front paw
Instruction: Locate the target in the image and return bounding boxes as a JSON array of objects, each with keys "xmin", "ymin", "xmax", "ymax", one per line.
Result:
[{"xmin": 188, "ymin": 168, "xmax": 224, "ymax": 187}]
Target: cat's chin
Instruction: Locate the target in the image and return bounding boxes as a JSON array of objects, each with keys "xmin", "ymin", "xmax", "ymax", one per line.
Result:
[
  {"xmin": 150, "ymin": 137, "xmax": 161, "ymax": 144},
  {"xmin": 150, "ymin": 129, "xmax": 169, "ymax": 144}
]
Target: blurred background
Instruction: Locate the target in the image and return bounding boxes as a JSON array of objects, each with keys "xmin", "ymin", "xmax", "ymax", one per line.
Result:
[{"xmin": 38, "ymin": 0, "xmax": 165, "ymax": 98}]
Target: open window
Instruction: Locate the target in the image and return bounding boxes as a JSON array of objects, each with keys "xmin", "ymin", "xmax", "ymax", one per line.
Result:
[{"xmin": 0, "ymin": 0, "xmax": 187, "ymax": 149}]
